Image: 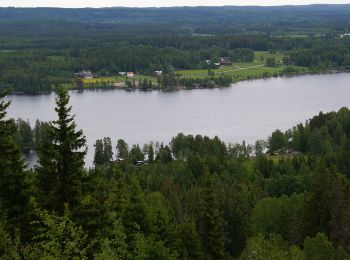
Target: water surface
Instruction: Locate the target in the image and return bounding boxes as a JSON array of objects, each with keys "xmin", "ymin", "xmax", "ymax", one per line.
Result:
[{"xmin": 6, "ymin": 73, "xmax": 350, "ymax": 166}]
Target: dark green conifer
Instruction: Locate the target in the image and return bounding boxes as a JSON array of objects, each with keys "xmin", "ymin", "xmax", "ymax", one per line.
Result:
[
  {"xmin": 36, "ymin": 87, "xmax": 86, "ymax": 213},
  {"xmin": 0, "ymin": 90, "xmax": 27, "ymax": 230},
  {"xmin": 200, "ymin": 172, "xmax": 227, "ymax": 259}
]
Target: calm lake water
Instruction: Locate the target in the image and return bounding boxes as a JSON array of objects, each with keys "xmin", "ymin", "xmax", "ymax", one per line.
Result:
[{"xmin": 6, "ymin": 73, "xmax": 350, "ymax": 167}]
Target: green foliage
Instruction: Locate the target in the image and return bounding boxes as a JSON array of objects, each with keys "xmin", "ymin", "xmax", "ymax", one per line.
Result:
[
  {"xmin": 94, "ymin": 137, "xmax": 113, "ymax": 166},
  {"xmin": 129, "ymin": 144, "xmax": 144, "ymax": 164},
  {"xmin": 13, "ymin": 118, "xmax": 33, "ymax": 152},
  {"xmin": 74, "ymin": 168, "xmax": 121, "ymax": 243},
  {"xmin": 0, "ymin": 222, "xmax": 20, "ymax": 260},
  {"xmin": 25, "ymin": 202, "xmax": 89, "ymax": 259},
  {"xmin": 175, "ymin": 217, "xmax": 204, "ymax": 259},
  {"xmin": 240, "ymin": 233, "xmax": 288, "ymax": 260},
  {"xmin": 241, "ymin": 232, "xmax": 350, "ymax": 260},
  {"xmin": 304, "ymin": 162, "xmax": 333, "ymax": 237},
  {"xmin": 251, "ymin": 194, "xmax": 306, "ymax": 245},
  {"xmin": 268, "ymin": 129, "xmax": 288, "ymax": 152},
  {"xmin": 0, "ymin": 90, "xmax": 28, "ymax": 230},
  {"xmin": 155, "ymin": 144, "xmax": 173, "ymax": 164},
  {"xmin": 131, "ymin": 233, "xmax": 177, "ymax": 260},
  {"xmin": 199, "ymin": 173, "xmax": 228, "ymax": 259},
  {"xmin": 116, "ymin": 139, "xmax": 129, "ymax": 159},
  {"xmin": 265, "ymin": 57, "xmax": 277, "ymax": 67},
  {"xmin": 3, "ymin": 87, "xmax": 350, "ymax": 258},
  {"xmin": 303, "ymin": 233, "xmax": 332, "ymax": 260},
  {"xmin": 123, "ymin": 177, "xmax": 149, "ymax": 235},
  {"xmin": 33, "ymin": 120, "xmax": 51, "ymax": 149},
  {"xmin": 35, "ymin": 87, "xmax": 86, "ymax": 213},
  {"xmin": 251, "ymin": 197, "xmax": 285, "ymax": 236},
  {"xmin": 94, "ymin": 216, "xmax": 128, "ymax": 260},
  {"xmin": 2, "ymin": 6, "xmax": 350, "ymax": 93}
]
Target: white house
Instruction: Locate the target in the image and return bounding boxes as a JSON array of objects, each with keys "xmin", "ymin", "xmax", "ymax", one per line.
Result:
[{"xmin": 154, "ymin": 70, "xmax": 163, "ymax": 76}]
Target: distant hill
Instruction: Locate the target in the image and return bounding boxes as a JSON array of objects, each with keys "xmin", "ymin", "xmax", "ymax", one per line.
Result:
[{"xmin": 0, "ymin": 5, "xmax": 350, "ymax": 35}]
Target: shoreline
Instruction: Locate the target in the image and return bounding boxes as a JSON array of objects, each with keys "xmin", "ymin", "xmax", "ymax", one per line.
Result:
[{"xmin": 8, "ymin": 69, "xmax": 347, "ymax": 95}]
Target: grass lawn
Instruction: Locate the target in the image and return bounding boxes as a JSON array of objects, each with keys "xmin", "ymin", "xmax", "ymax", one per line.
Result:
[
  {"xmin": 177, "ymin": 51, "xmax": 310, "ymax": 81},
  {"xmin": 82, "ymin": 76, "xmax": 124, "ymax": 84},
  {"xmin": 177, "ymin": 51, "xmax": 289, "ymax": 79},
  {"xmin": 254, "ymin": 51, "xmax": 285, "ymax": 64},
  {"xmin": 83, "ymin": 75, "xmax": 158, "ymax": 83},
  {"xmin": 60, "ymin": 73, "xmax": 160, "ymax": 90}
]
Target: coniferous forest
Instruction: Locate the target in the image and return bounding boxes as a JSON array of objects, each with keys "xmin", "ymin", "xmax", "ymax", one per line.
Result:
[
  {"xmin": 1, "ymin": 6, "xmax": 350, "ymax": 93},
  {"xmin": 2, "ymin": 4, "xmax": 350, "ymax": 260},
  {"xmin": 2, "ymin": 86, "xmax": 350, "ymax": 258}
]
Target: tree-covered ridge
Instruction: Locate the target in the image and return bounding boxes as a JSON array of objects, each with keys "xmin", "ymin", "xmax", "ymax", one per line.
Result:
[
  {"xmin": 1, "ymin": 89, "xmax": 350, "ymax": 258},
  {"xmin": 1, "ymin": 5, "xmax": 350, "ymax": 35},
  {"xmin": 1, "ymin": 36, "xmax": 350, "ymax": 93},
  {"xmin": 1, "ymin": 6, "xmax": 350, "ymax": 93}
]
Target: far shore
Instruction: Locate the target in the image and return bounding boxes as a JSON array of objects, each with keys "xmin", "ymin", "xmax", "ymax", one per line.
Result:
[{"xmin": 8, "ymin": 69, "xmax": 347, "ymax": 95}]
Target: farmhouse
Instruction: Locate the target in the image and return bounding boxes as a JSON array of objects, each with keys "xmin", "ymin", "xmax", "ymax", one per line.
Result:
[
  {"xmin": 272, "ymin": 148, "xmax": 300, "ymax": 156},
  {"xmin": 339, "ymin": 33, "xmax": 350, "ymax": 38},
  {"xmin": 219, "ymin": 57, "xmax": 232, "ymax": 65},
  {"xmin": 76, "ymin": 70, "xmax": 93, "ymax": 79},
  {"xmin": 127, "ymin": 72, "xmax": 136, "ymax": 78}
]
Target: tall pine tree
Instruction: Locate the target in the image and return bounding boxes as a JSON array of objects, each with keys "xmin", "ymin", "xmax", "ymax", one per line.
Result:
[
  {"xmin": 36, "ymin": 87, "xmax": 86, "ymax": 213},
  {"xmin": 0, "ymin": 90, "xmax": 27, "ymax": 230}
]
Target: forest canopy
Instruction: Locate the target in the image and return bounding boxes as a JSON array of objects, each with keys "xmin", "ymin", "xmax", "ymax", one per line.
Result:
[{"xmin": 2, "ymin": 89, "xmax": 350, "ymax": 258}]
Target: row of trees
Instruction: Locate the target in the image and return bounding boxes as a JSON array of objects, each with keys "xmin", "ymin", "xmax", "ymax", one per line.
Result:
[
  {"xmin": 12, "ymin": 119, "xmax": 49, "ymax": 152},
  {"xmin": 2, "ymin": 28, "xmax": 350, "ymax": 93}
]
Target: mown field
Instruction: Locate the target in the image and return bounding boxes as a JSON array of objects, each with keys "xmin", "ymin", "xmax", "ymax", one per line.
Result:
[{"xmin": 176, "ymin": 51, "xmax": 292, "ymax": 79}]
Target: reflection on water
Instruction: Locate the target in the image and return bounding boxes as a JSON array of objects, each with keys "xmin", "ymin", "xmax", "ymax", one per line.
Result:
[{"xmin": 6, "ymin": 73, "xmax": 350, "ymax": 167}]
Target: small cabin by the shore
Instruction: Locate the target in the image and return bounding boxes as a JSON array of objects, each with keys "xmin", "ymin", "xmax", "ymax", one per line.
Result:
[
  {"xmin": 127, "ymin": 72, "xmax": 136, "ymax": 78},
  {"xmin": 76, "ymin": 70, "xmax": 93, "ymax": 79},
  {"xmin": 271, "ymin": 148, "xmax": 300, "ymax": 156}
]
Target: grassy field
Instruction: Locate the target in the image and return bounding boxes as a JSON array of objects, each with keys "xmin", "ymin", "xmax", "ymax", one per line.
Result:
[
  {"xmin": 82, "ymin": 76, "xmax": 124, "ymax": 84},
  {"xmin": 177, "ymin": 51, "xmax": 288, "ymax": 79},
  {"xmin": 61, "ymin": 75, "xmax": 158, "ymax": 90},
  {"xmin": 82, "ymin": 75, "xmax": 158, "ymax": 84}
]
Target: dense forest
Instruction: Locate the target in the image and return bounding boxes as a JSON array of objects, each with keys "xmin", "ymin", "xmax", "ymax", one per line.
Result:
[
  {"xmin": 2, "ymin": 85, "xmax": 350, "ymax": 258},
  {"xmin": 1, "ymin": 5, "xmax": 350, "ymax": 35},
  {"xmin": 2, "ymin": 6, "xmax": 350, "ymax": 258},
  {"xmin": 1, "ymin": 6, "xmax": 350, "ymax": 93}
]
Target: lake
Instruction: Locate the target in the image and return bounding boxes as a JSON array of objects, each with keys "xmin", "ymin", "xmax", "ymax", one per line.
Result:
[{"xmin": 5, "ymin": 73, "xmax": 350, "ymax": 167}]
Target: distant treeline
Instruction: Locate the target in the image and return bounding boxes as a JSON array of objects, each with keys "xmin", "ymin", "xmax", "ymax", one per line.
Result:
[
  {"xmin": 1, "ymin": 6, "xmax": 350, "ymax": 93},
  {"xmin": 1, "ymin": 35, "xmax": 350, "ymax": 93},
  {"xmin": 1, "ymin": 5, "xmax": 350, "ymax": 35},
  {"xmin": 12, "ymin": 119, "xmax": 49, "ymax": 152}
]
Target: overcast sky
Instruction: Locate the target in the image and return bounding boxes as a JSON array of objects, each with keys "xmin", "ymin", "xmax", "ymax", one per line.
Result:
[{"xmin": 1, "ymin": 0, "xmax": 349, "ymax": 8}]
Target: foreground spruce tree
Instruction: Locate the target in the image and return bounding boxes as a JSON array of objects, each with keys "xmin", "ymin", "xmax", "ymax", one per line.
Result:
[
  {"xmin": 0, "ymin": 90, "xmax": 27, "ymax": 228},
  {"xmin": 200, "ymin": 172, "xmax": 228, "ymax": 259},
  {"xmin": 36, "ymin": 87, "xmax": 86, "ymax": 213}
]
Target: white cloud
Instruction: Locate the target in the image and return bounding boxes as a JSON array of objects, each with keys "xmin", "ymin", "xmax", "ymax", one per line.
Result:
[{"xmin": 1, "ymin": 0, "xmax": 350, "ymax": 8}]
